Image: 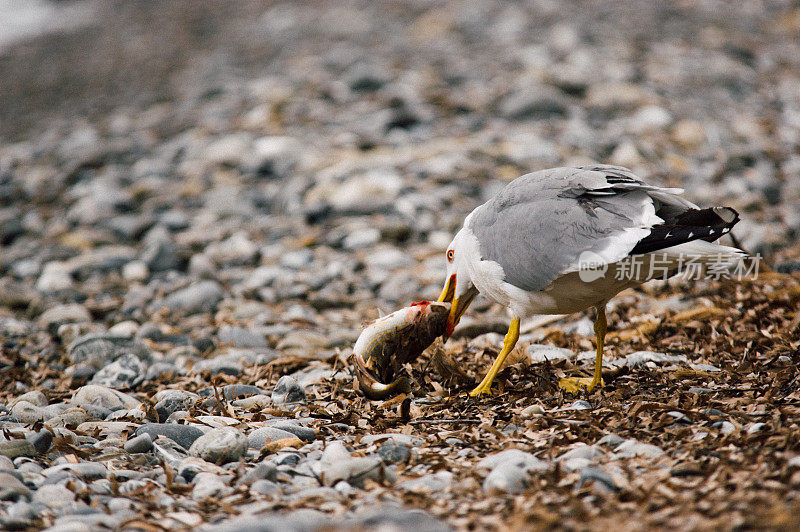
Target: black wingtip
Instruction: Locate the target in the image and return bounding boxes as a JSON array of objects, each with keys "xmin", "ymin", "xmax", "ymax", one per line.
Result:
[{"xmin": 629, "ymin": 206, "xmax": 740, "ymax": 256}]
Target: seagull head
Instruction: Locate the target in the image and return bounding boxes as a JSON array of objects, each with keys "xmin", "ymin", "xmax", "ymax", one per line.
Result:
[{"xmin": 438, "ymin": 228, "xmax": 479, "ymax": 340}]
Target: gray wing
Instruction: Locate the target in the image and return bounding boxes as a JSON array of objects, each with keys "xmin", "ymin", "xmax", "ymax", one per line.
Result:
[{"xmin": 468, "ymin": 165, "xmax": 697, "ymax": 292}]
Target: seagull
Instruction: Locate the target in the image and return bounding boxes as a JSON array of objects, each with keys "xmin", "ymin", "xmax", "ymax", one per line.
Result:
[{"xmin": 437, "ymin": 165, "xmax": 743, "ymax": 396}]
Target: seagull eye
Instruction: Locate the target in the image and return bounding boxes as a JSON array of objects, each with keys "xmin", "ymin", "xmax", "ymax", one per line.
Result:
[{"xmin": 446, "ymin": 249, "xmax": 454, "ymax": 262}]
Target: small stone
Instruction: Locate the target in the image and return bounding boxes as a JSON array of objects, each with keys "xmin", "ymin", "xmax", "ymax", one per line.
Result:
[
  {"xmin": 477, "ymin": 449, "xmax": 549, "ymax": 472},
  {"xmin": 217, "ymin": 326, "xmax": 267, "ymax": 348},
  {"xmin": 32, "ymin": 483, "xmax": 75, "ymax": 509},
  {"xmin": 124, "ymin": 433, "xmax": 153, "ymax": 454},
  {"xmin": 45, "ymin": 407, "xmax": 89, "ymax": 428},
  {"xmin": 526, "ymin": 344, "xmax": 574, "ymax": 363},
  {"xmin": 618, "ymin": 351, "xmax": 688, "ymax": 368},
  {"xmin": 27, "ymin": 429, "xmax": 53, "ymax": 454},
  {"xmin": 11, "ymin": 391, "xmax": 47, "ymax": 408},
  {"xmin": 37, "ymin": 304, "xmax": 91, "ymax": 332},
  {"xmin": 0, "ymin": 472, "xmax": 31, "ymax": 501},
  {"xmin": 238, "ymin": 463, "xmax": 278, "ymax": 485},
  {"xmin": 360, "ymin": 433, "xmax": 425, "ymax": 447},
  {"xmin": 154, "ymin": 281, "xmax": 224, "ymax": 314},
  {"xmin": 11, "ymin": 401, "xmax": 44, "ymax": 423},
  {"xmin": 251, "ymin": 135, "xmax": 303, "ymax": 178},
  {"xmin": 192, "ymin": 472, "xmax": 234, "ymax": 499},
  {"xmin": 558, "ymin": 444, "xmax": 603, "ymax": 462},
  {"xmin": 36, "ymin": 263, "xmax": 74, "ymax": 292},
  {"xmin": 154, "ymin": 390, "xmax": 199, "ymax": 422},
  {"xmin": 136, "ymin": 424, "xmax": 205, "ymax": 450},
  {"xmin": 613, "ymin": 439, "xmax": 665, "ymax": 460},
  {"xmin": 152, "ymin": 437, "xmax": 189, "ymax": 469},
  {"xmin": 2, "ymin": 500, "xmax": 35, "ymax": 529},
  {"xmin": 177, "ymin": 456, "xmax": 229, "ymax": 482},
  {"xmin": 247, "ymin": 427, "xmax": 297, "ymax": 449},
  {"xmin": 279, "ymin": 249, "xmax": 313, "ymax": 269},
  {"xmin": 570, "ymin": 400, "xmax": 592, "ymax": 411},
  {"xmin": 398, "ymin": 471, "xmax": 453, "ymax": 494},
  {"xmin": 672, "ymin": 119, "xmax": 706, "ymax": 149},
  {"xmin": 377, "ymin": 440, "xmax": 410, "ymax": 463},
  {"xmin": 579, "ymin": 466, "xmax": 620, "ymax": 492},
  {"xmin": 250, "ymin": 479, "xmax": 279, "ymax": 495},
  {"xmin": 483, "ymin": 461, "xmax": 531, "ymax": 495},
  {"xmin": 521, "ymin": 404, "xmax": 545, "ymax": 418},
  {"xmin": 317, "ymin": 442, "xmax": 383, "ymax": 488},
  {"xmin": 76, "ymin": 421, "xmax": 138, "ymax": 438},
  {"xmin": 342, "ymin": 228, "xmax": 381, "ymax": 250},
  {"xmin": 108, "ymin": 321, "xmax": 139, "ymax": 337},
  {"xmin": 42, "ymin": 462, "xmax": 108, "ymax": 480},
  {"xmin": 67, "ymin": 333, "xmax": 152, "ymax": 368},
  {"xmin": 71, "ymin": 385, "xmax": 141, "ymax": 411},
  {"xmin": 90, "ymin": 353, "xmax": 146, "ymax": 389},
  {"xmin": 596, "ymin": 433, "xmax": 625, "ymax": 448},
  {"xmin": 0, "ymin": 440, "xmax": 36, "ymax": 459},
  {"xmin": 189, "ymin": 427, "xmax": 248, "ymax": 464},
  {"xmin": 272, "ymin": 376, "xmax": 306, "ymax": 405},
  {"xmin": 204, "ymin": 232, "xmax": 259, "ymax": 266},
  {"xmin": 264, "ymin": 420, "xmax": 316, "ymax": 442},
  {"xmin": 230, "ymin": 395, "xmax": 272, "ymax": 411},
  {"xmin": 122, "ymin": 261, "xmax": 149, "ymax": 282}
]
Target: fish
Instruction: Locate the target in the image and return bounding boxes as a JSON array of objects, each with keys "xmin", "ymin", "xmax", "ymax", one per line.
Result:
[{"xmin": 352, "ymin": 301, "xmax": 450, "ymax": 400}]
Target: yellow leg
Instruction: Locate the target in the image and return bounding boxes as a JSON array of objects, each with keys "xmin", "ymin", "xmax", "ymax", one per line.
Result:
[
  {"xmin": 559, "ymin": 306, "xmax": 606, "ymax": 393},
  {"xmin": 469, "ymin": 317, "xmax": 520, "ymax": 396}
]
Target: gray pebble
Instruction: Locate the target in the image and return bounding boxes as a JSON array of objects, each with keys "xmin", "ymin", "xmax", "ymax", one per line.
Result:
[
  {"xmin": 42, "ymin": 462, "xmax": 108, "ymax": 480},
  {"xmin": 378, "ymin": 440, "xmax": 410, "ymax": 463},
  {"xmin": 136, "ymin": 423, "xmax": 205, "ymax": 450},
  {"xmin": 124, "ymin": 433, "xmax": 153, "ymax": 454},
  {"xmin": 189, "ymin": 427, "xmax": 248, "ymax": 464},
  {"xmin": 37, "ymin": 304, "xmax": 90, "ymax": 333},
  {"xmin": 397, "ymin": 471, "xmax": 453, "ymax": 494},
  {"xmin": 217, "ymin": 325, "xmax": 268, "ymax": 348},
  {"xmin": 27, "ymin": 429, "xmax": 53, "ymax": 454},
  {"xmin": 11, "ymin": 401, "xmax": 44, "ymax": 423},
  {"xmin": 579, "ymin": 466, "xmax": 620, "ymax": 492},
  {"xmin": 265, "ymin": 420, "xmax": 316, "ymax": 442},
  {"xmin": 250, "ymin": 478, "xmax": 280, "ymax": 495},
  {"xmin": 0, "ymin": 440, "xmax": 36, "ymax": 459},
  {"xmin": 238, "ymin": 463, "xmax": 278, "ymax": 485},
  {"xmin": 154, "ymin": 280, "xmax": 223, "ymax": 314},
  {"xmin": 596, "ymin": 433, "xmax": 625, "ymax": 448},
  {"xmin": 272, "ymin": 375, "xmax": 306, "ymax": 405},
  {"xmin": 192, "ymin": 472, "xmax": 234, "ymax": 499},
  {"xmin": 71, "ymin": 385, "xmax": 141, "ymax": 412},
  {"xmin": 89, "ymin": 353, "xmax": 146, "ymax": 389},
  {"xmin": 32, "ymin": 484, "xmax": 76, "ymax": 509},
  {"xmin": 247, "ymin": 427, "xmax": 297, "ymax": 449},
  {"xmin": 613, "ymin": 439, "xmax": 665, "ymax": 459},
  {"xmin": 11, "ymin": 391, "xmax": 47, "ymax": 408},
  {"xmin": 0, "ymin": 472, "xmax": 31, "ymax": 501},
  {"xmin": 67, "ymin": 333, "xmax": 152, "ymax": 368}
]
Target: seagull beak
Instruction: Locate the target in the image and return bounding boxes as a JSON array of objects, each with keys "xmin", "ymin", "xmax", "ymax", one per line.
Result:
[
  {"xmin": 438, "ymin": 275, "xmax": 476, "ymax": 340},
  {"xmin": 438, "ymin": 274, "xmax": 456, "ymax": 303}
]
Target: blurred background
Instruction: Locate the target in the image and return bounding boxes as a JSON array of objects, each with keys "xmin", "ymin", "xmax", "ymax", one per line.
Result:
[{"xmin": 0, "ymin": 0, "xmax": 799, "ymax": 308}]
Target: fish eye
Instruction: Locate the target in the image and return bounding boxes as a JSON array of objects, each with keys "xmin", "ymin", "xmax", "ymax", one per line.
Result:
[{"xmin": 446, "ymin": 249, "xmax": 454, "ymax": 262}]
